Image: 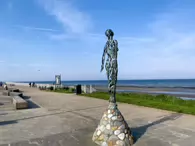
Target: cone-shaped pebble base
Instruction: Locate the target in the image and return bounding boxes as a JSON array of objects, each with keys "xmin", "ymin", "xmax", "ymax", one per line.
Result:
[{"xmin": 92, "ymin": 102, "xmax": 134, "ymax": 146}]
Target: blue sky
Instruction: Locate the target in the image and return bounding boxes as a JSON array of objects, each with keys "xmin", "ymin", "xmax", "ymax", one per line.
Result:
[{"xmin": 0, "ymin": 0, "xmax": 195, "ymax": 81}]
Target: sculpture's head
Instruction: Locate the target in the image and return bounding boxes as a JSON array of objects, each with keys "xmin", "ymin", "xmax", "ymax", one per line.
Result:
[{"xmin": 105, "ymin": 29, "xmax": 114, "ymax": 38}]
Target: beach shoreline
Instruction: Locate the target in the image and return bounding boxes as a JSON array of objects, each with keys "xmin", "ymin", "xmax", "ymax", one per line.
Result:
[
  {"xmin": 5, "ymin": 81, "xmax": 195, "ymax": 99},
  {"xmin": 94, "ymin": 85, "xmax": 195, "ymax": 98},
  {"xmin": 11, "ymin": 79, "xmax": 195, "ymax": 88}
]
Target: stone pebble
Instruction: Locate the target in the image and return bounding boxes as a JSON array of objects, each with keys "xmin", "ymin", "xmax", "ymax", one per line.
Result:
[
  {"xmin": 126, "ymin": 134, "xmax": 129, "ymax": 138},
  {"xmin": 101, "ymin": 142, "xmax": 108, "ymax": 146},
  {"xmin": 100, "ymin": 125, "xmax": 105, "ymax": 131},
  {"xmin": 116, "ymin": 140, "xmax": 124, "ymax": 146},
  {"xmin": 104, "ymin": 117, "xmax": 108, "ymax": 121},
  {"xmin": 111, "ymin": 116, "xmax": 117, "ymax": 121},
  {"xmin": 104, "ymin": 129, "xmax": 110, "ymax": 135},
  {"xmin": 108, "ymin": 114, "xmax": 113, "ymax": 118},
  {"xmin": 111, "ymin": 126, "xmax": 118, "ymax": 131},
  {"xmin": 114, "ymin": 129, "xmax": 120, "ymax": 135},
  {"xmin": 106, "ymin": 124, "xmax": 111, "ymax": 130},
  {"xmin": 118, "ymin": 133, "xmax": 125, "ymax": 140},
  {"xmin": 118, "ymin": 124, "xmax": 125, "ymax": 130},
  {"xmin": 101, "ymin": 120, "xmax": 108, "ymax": 126},
  {"xmin": 108, "ymin": 135, "xmax": 118, "ymax": 141},
  {"xmin": 98, "ymin": 134, "xmax": 104, "ymax": 141},
  {"xmin": 124, "ymin": 129, "xmax": 128, "ymax": 134},
  {"xmin": 114, "ymin": 121, "xmax": 123, "ymax": 127},
  {"xmin": 97, "ymin": 130, "xmax": 101, "ymax": 136}
]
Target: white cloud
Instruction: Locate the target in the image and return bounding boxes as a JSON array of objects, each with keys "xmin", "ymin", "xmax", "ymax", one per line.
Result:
[
  {"xmin": 0, "ymin": 59, "xmax": 22, "ymax": 67},
  {"xmin": 38, "ymin": 0, "xmax": 92, "ymax": 34},
  {"xmin": 37, "ymin": 0, "xmax": 154, "ymax": 44},
  {"xmin": 8, "ymin": 63, "xmax": 21, "ymax": 67},
  {"xmin": 49, "ymin": 34, "xmax": 76, "ymax": 40},
  {"xmin": 27, "ymin": 63, "xmax": 58, "ymax": 68},
  {"xmin": 13, "ymin": 25, "xmax": 59, "ymax": 32}
]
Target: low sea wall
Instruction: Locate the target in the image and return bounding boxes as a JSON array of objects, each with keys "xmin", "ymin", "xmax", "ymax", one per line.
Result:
[
  {"xmin": 5, "ymin": 82, "xmax": 96, "ymax": 93},
  {"xmin": 6, "ymin": 82, "xmax": 29, "ymax": 86}
]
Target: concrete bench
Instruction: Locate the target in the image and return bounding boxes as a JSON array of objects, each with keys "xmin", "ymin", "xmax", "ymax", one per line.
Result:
[
  {"xmin": 2, "ymin": 91, "xmax": 23, "ymax": 97},
  {"xmin": 2, "ymin": 90, "xmax": 10, "ymax": 96},
  {"xmin": 12, "ymin": 96, "xmax": 28, "ymax": 109},
  {"xmin": 8, "ymin": 88, "xmax": 20, "ymax": 92},
  {"xmin": 9, "ymin": 92, "xmax": 23, "ymax": 97}
]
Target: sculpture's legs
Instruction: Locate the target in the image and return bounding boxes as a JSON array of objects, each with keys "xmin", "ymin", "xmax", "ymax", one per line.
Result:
[
  {"xmin": 109, "ymin": 60, "xmax": 117, "ymax": 103},
  {"xmin": 106, "ymin": 60, "xmax": 111, "ymax": 93},
  {"xmin": 113, "ymin": 62, "xmax": 118, "ymax": 99}
]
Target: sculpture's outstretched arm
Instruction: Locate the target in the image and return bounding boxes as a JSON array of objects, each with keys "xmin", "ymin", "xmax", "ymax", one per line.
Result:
[{"xmin": 100, "ymin": 43, "xmax": 107, "ymax": 72}]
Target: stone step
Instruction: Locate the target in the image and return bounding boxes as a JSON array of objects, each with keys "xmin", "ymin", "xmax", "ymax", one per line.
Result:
[{"xmin": 12, "ymin": 96, "xmax": 28, "ymax": 109}]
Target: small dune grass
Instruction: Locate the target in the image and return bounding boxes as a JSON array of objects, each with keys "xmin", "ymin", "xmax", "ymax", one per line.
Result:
[
  {"xmin": 46, "ymin": 87, "xmax": 75, "ymax": 94},
  {"xmin": 52, "ymin": 88, "xmax": 74, "ymax": 93},
  {"xmin": 81, "ymin": 92, "xmax": 195, "ymax": 115}
]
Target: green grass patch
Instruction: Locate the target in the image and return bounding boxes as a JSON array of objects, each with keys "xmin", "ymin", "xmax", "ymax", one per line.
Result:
[
  {"xmin": 45, "ymin": 87, "xmax": 75, "ymax": 94},
  {"xmin": 81, "ymin": 92, "xmax": 195, "ymax": 115}
]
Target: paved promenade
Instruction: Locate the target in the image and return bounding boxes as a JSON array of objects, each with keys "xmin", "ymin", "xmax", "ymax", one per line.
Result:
[{"xmin": 0, "ymin": 86, "xmax": 195, "ymax": 146}]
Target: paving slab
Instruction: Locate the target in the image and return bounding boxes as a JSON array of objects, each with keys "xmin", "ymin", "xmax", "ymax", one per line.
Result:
[{"xmin": 0, "ymin": 92, "xmax": 14, "ymax": 111}]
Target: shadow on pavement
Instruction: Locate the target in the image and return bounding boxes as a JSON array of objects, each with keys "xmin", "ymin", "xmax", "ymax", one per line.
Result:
[
  {"xmin": 0, "ymin": 105, "xmax": 106, "ymax": 123},
  {"xmin": 22, "ymin": 96, "xmax": 31, "ymax": 100},
  {"xmin": 27, "ymin": 100, "xmax": 40, "ymax": 109},
  {"xmin": 0, "ymin": 120, "xmax": 18, "ymax": 126},
  {"xmin": 21, "ymin": 96, "xmax": 40, "ymax": 109},
  {"xmin": 131, "ymin": 113, "xmax": 182, "ymax": 143}
]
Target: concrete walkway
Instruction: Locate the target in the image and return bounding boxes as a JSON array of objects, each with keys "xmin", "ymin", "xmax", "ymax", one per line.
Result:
[{"xmin": 0, "ymin": 86, "xmax": 195, "ymax": 146}]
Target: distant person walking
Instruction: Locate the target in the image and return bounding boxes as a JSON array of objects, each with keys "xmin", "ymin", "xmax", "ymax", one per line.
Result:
[
  {"xmin": 29, "ymin": 82, "xmax": 31, "ymax": 87},
  {"xmin": 32, "ymin": 82, "xmax": 35, "ymax": 87}
]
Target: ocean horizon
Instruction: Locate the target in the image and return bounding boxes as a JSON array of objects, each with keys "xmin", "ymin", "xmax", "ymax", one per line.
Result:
[{"xmin": 15, "ymin": 79, "xmax": 195, "ymax": 88}]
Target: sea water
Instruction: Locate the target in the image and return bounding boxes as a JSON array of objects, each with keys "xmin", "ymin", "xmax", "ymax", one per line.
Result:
[{"xmin": 18, "ymin": 79, "xmax": 195, "ymax": 88}]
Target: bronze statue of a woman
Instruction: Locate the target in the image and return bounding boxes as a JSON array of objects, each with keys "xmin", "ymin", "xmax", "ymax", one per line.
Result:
[
  {"xmin": 92, "ymin": 29, "xmax": 134, "ymax": 146},
  {"xmin": 101, "ymin": 29, "xmax": 118, "ymax": 103}
]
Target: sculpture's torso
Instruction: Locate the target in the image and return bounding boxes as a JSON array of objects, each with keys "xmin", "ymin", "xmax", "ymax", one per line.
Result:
[
  {"xmin": 104, "ymin": 39, "xmax": 118, "ymax": 102},
  {"xmin": 106, "ymin": 39, "xmax": 118, "ymax": 60}
]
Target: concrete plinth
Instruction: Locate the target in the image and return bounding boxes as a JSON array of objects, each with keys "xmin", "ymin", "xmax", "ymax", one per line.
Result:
[
  {"xmin": 12, "ymin": 96, "xmax": 28, "ymax": 109},
  {"xmin": 10, "ymin": 91, "xmax": 23, "ymax": 97},
  {"xmin": 9, "ymin": 88, "xmax": 20, "ymax": 92},
  {"xmin": 2, "ymin": 90, "xmax": 10, "ymax": 96},
  {"xmin": 92, "ymin": 103, "xmax": 134, "ymax": 146}
]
